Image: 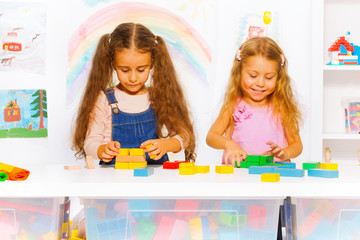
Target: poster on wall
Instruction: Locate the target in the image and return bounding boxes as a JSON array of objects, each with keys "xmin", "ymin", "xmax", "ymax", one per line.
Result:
[
  {"xmin": 67, "ymin": 0, "xmax": 216, "ymax": 116},
  {"xmin": 0, "ymin": 1, "xmax": 47, "ymax": 75},
  {"xmin": 236, "ymin": 11, "xmax": 281, "ymax": 48},
  {"xmin": 0, "ymin": 89, "xmax": 48, "ymax": 138}
]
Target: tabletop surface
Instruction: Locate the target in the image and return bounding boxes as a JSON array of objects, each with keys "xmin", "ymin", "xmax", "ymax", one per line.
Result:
[{"xmin": 2, "ymin": 161, "xmax": 360, "ymax": 198}]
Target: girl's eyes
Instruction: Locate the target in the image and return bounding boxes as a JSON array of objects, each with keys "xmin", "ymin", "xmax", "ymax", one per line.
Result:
[
  {"xmin": 249, "ymin": 75, "xmax": 256, "ymax": 78},
  {"xmin": 120, "ymin": 69, "xmax": 146, "ymax": 73}
]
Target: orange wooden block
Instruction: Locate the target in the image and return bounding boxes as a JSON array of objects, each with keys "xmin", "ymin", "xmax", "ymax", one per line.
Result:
[
  {"xmin": 116, "ymin": 155, "xmax": 145, "ymax": 163},
  {"xmin": 85, "ymin": 156, "xmax": 95, "ymax": 169},
  {"xmin": 64, "ymin": 165, "xmax": 82, "ymax": 170}
]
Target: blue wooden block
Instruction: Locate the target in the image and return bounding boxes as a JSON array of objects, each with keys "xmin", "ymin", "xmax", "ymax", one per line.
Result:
[
  {"xmin": 308, "ymin": 169, "xmax": 339, "ymax": 178},
  {"xmin": 274, "ymin": 168, "xmax": 304, "ymax": 177},
  {"xmin": 248, "ymin": 166, "xmax": 276, "ymax": 174},
  {"xmin": 275, "ymin": 161, "xmax": 296, "ymax": 169},
  {"xmin": 134, "ymin": 167, "xmax": 154, "ymax": 177}
]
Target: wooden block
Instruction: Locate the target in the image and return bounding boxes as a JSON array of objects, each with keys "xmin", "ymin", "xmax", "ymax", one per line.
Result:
[
  {"xmin": 64, "ymin": 165, "xmax": 82, "ymax": 170},
  {"xmin": 146, "ymin": 144, "xmax": 157, "ymax": 159},
  {"xmin": 260, "ymin": 173, "xmax": 280, "ymax": 182},
  {"xmin": 116, "ymin": 155, "xmax": 145, "ymax": 163},
  {"xmin": 130, "ymin": 148, "xmax": 145, "ymax": 156},
  {"xmin": 308, "ymin": 169, "xmax": 339, "ymax": 178},
  {"xmin": 134, "ymin": 167, "xmax": 154, "ymax": 177},
  {"xmin": 215, "ymin": 165, "xmax": 234, "ymax": 174},
  {"xmin": 325, "ymin": 147, "xmax": 331, "ymax": 163},
  {"xmin": 129, "ymin": 161, "xmax": 147, "ymax": 169},
  {"xmin": 246, "ymin": 155, "xmax": 260, "ymax": 163},
  {"xmin": 118, "ymin": 148, "xmax": 130, "ymax": 156},
  {"xmin": 302, "ymin": 162, "xmax": 320, "ymax": 170},
  {"xmin": 274, "ymin": 168, "xmax": 304, "ymax": 177},
  {"xmin": 248, "ymin": 166, "xmax": 276, "ymax": 174},
  {"xmin": 179, "ymin": 162, "xmax": 195, "ymax": 168},
  {"xmin": 179, "ymin": 166, "xmax": 196, "ymax": 175},
  {"xmin": 115, "ymin": 162, "xmax": 129, "ymax": 169},
  {"xmin": 163, "ymin": 161, "xmax": 186, "ymax": 169},
  {"xmin": 85, "ymin": 156, "xmax": 95, "ymax": 169},
  {"xmin": 320, "ymin": 163, "xmax": 338, "ymax": 170},
  {"xmin": 195, "ymin": 165, "xmax": 210, "ymax": 173}
]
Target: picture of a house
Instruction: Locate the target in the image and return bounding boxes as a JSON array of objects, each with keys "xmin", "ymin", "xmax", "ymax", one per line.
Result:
[{"xmin": 4, "ymin": 99, "xmax": 21, "ymax": 123}]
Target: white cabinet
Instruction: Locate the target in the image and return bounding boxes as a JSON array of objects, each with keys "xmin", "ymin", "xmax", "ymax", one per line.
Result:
[{"xmin": 311, "ymin": 0, "xmax": 360, "ymax": 162}]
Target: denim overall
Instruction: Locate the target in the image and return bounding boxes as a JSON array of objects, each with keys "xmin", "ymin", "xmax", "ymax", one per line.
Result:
[{"xmin": 101, "ymin": 88, "xmax": 168, "ymax": 165}]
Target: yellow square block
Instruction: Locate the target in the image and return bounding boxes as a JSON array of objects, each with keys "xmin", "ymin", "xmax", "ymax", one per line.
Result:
[
  {"xmin": 129, "ymin": 161, "xmax": 147, "ymax": 169},
  {"xmin": 179, "ymin": 166, "xmax": 196, "ymax": 175},
  {"xmin": 146, "ymin": 144, "xmax": 157, "ymax": 159},
  {"xmin": 130, "ymin": 148, "xmax": 145, "ymax": 156},
  {"xmin": 261, "ymin": 173, "xmax": 280, "ymax": 182},
  {"xmin": 320, "ymin": 163, "xmax": 338, "ymax": 170},
  {"xmin": 115, "ymin": 162, "xmax": 129, "ymax": 169},
  {"xmin": 179, "ymin": 162, "xmax": 195, "ymax": 168},
  {"xmin": 215, "ymin": 165, "xmax": 234, "ymax": 174},
  {"xmin": 118, "ymin": 148, "xmax": 130, "ymax": 156},
  {"xmin": 195, "ymin": 165, "xmax": 210, "ymax": 173}
]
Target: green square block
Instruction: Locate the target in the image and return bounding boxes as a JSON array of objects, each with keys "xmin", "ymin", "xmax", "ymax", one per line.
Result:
[
  {"xmin": 235, "ymin": 161, "xmax": 242, "ymax": 168},
  {"xmin": 303, "ymin": 162, "xmax": 321, "ymax": 170},
  {"xmin": 246, "ymin": 162, "xmax": 260, "ymax": 167},
  {"xmin": 259, "ymin": 155, "xmax": 274, "ymax": 164},
  {"xmin": 246, "ymin": 155, "xmax": 260, "ymax": 163},
  {"xmin": 240, "ymin": 161, "xmax": 248, "ymax": 168},
  {"xmin": 220, "ymin": 213, "xmax": 247, "ymax": 226},
  {"xmin": 238, "ymin": 214, "xmax": 247, "ymax": 226}
]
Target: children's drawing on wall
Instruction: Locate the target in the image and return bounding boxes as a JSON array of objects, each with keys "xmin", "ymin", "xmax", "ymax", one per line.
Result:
[
  {"xmin": 0, "ymin": 2, "xmax": 47, "ymax": 75},
  {"xmin": 0, "ymin": 90, "xmax": 47, "ymax": 138},
  {"xmin": 236, "ymin": 11, "xmax": 281, "ymax": 47},
  {"xmin": 67, "ymin": 0, "xmax": 215, "ymax": 116}
]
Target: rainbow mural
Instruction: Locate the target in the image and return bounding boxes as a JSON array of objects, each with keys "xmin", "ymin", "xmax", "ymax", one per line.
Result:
[{"xmin": 67, "ymin": 2, "xmax": 212, "ymax": 105}]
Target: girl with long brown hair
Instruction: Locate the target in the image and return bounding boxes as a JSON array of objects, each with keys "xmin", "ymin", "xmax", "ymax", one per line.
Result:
[
  {"xmin": 207, "ymin": 37, "xmax": 302, "ymax": 167},
  {"xmin": 72, "ymin": 22, "xmax": 196, "ymax": 164}
]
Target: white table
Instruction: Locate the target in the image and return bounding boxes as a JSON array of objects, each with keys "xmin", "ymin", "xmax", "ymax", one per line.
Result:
[{"xmin": 1, "ymin": 162, "xmax": 360, "ymax": 198}]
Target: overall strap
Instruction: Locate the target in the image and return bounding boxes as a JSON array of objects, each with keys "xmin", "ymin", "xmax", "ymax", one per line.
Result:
[{"xmin": 104, "ymin": 88, "xmax": 119, "ymax": 114}]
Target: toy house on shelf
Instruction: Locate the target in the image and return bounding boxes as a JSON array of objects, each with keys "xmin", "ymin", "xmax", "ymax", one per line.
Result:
[{"xmin": 328, "ymin": 32, "xmax": 360, "ymax": 65}]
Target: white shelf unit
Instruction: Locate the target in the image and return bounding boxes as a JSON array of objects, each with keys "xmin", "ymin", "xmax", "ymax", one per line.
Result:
[{"xmin": 311, "ymin": 0, "xmax": 360, "ymax": 162}]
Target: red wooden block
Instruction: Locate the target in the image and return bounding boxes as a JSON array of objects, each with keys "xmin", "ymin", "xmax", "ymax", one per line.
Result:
[
  {"xmin": 163, "ymin": 161, "xmax": 187, "ymax": 169},
  {"xmin": 247, "ymin": 205, "xmax": 267, "ymax": 230}
]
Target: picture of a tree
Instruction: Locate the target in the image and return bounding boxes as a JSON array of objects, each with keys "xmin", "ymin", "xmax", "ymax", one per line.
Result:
[{"xmin": 30, "ymin": 89, "xmax": 47, "ymax": 129}]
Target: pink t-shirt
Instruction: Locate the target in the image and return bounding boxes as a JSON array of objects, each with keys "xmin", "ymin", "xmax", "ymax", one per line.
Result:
[{"xmin": 223, "ymin": 99, "xmax": 287, "ymax": 162}]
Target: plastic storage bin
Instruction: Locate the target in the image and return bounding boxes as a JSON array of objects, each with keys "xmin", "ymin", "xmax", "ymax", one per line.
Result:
[
  {"xmin": 293, "ymin": 198, "xmax": 360, "ymax": 240},
  {"xmin": 84, "ymin": 198, "xmax": 282, "ymax": 240},
  {"xmin": 0, "ymin": 197, "xmax": 65, "ymax": 240}
]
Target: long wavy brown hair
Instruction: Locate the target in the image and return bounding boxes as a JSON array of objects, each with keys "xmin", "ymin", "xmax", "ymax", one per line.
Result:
[
  {"xmin": 222, "ymin": 37, "xmax": 302, "ymax": 137},
  {"xmin": 72, "ymin": 23, "xmax": 196, "ymax": 161}
]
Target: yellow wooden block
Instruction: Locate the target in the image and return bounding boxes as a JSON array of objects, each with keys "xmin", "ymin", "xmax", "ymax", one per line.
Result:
[
  {"xmin": 215, "ymin": 165, "xmax": 234, "ymax": 174},
  {"xmin": 261, "ymin": 173, "xmax": 280, "ymax": 182},
  {"xmin": 195, "ymin": 165, "xmax": 210, "ymax": 173},
  {"xmin": 118, "ymin": 148, "xmax": 130, "ymax": 156},
  {"xmin": 320, "ymin": 163, "xmax": 338, "ymax": 170},
  {"xmin": 130, "ymin": 148, "xmax": 145, "ymax": 156},
  {"xmin": 115, "ymin": 162, "xmax": 129, "ymax": 169},
  {"xmin": 116, "ymin": 155, "xmax": 145, "ymax": 163},
  {"xmin": 179, "ymin": 162, "xmax": 195, "ymax": 168},
  {"xmin": 129, "ymin": 161, "xmax": 147, "ymax": 169},
  {"xmin": 146, "ymin": 144, "xmax": 157, "ymax": 159},
  {"xmin": 179, "ymin": 166, "xmax": 196, "ymax": 175}
]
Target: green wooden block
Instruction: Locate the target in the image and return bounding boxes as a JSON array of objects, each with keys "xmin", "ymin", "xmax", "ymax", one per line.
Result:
[
  {"xmin": 240, "ymin": 161, "xmax": 248, "ymax": 168},
  {"xmin": 246, "ymin": 155, "xmax": 260, "ymax": 163},
  {"xmin": 220, "ymin": 213, "xmax": 247, "ymax": 226},
  {"xmin": 246, "ymin": 162, "xmax": 260, "ymax": 167},
  {"xmin": 235, "ymin": 161, "xmax": 241, "ymax": 168},
  {"xmin": 238, "ymin": 215, "xmax": 247, "ymax": 226},
  {"xmin": 259, "ymin": 155, "xmax": 274, "ymax": 164},
  {"xmin": 303, "ymin": 162, "xmax": 320, "ymax": 170}
]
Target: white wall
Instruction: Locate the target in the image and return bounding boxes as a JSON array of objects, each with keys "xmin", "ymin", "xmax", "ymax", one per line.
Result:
[{"xmin": 0, "ymin": 0, "xmax": 313, "ymax": 166}]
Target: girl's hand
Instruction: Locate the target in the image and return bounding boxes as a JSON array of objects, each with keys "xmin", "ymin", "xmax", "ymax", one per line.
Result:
[
  {"xmin": 141, "ymin": 139, "xmax": 175, "ymax": 160},
  {"xmin": 224, "ymin": 140, "xmax": 247, "ymax": 167},
  {"xmin": 97, "ymin": 141, "xmax": 121, "ymax": 162},
  {"xmin": 264, "ymin": 141, "xmax": 290, "ymax": 160}
]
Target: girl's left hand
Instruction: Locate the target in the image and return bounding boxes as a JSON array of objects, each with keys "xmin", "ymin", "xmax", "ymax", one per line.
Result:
[
  {"xmin": 264, "ymin": 141, "xmax": 290, "ymax": 160},
  {"xmin": 140, "ymin": 139, "xmax": 169, "ymax": 160}
]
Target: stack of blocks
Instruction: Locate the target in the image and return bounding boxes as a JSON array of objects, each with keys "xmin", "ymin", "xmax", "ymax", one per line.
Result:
[
  {"xmin": 115, "ymin": 148, "xmax": 147, "ymax": 170},
  {"xmin": 304, "ymin": 162, "xmax": 339, "ymax": 178},
  {"xmin": 236, "ymin": 155, "xmax": 275, "ymax": 168}
]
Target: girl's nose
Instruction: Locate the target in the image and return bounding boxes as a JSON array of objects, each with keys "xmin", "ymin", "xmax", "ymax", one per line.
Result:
[
  {"xmin": 256, "ymin": 77, "xmax": 265, "ymax": 86},
  {"xmin": 129, "ymin": 71, "xmax": 137, "ymax": 83}
]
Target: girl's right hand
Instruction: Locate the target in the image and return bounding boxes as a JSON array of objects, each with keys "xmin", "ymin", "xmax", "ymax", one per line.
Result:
[
  {"xmin": 224, "ymin": 140, "xmax": 247, "ymax": 167},
  {"xmin": 97, "ymin": 141, "xmax": 121, "ymax": 162}
]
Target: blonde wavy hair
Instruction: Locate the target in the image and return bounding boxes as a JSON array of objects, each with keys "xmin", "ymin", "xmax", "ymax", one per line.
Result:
[
  {"xmin": 223, "ymin": 37, "xmax": 302, "ymax": 136},
  {"xmin": 73, "ymin": 23, "xmax": 196, "ymax": 161}
]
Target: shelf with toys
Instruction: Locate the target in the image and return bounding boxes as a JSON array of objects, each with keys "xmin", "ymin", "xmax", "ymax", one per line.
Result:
[{"xmin": 311, "ymin": 0, "xmax": 360, "ymax": 162}]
